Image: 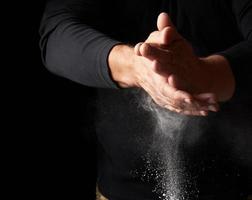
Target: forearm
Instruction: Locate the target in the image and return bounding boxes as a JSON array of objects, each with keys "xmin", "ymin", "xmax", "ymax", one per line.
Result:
[
  {"xmin": 214, "ymin": 0, "xmax": 252, "ymax": 101},
  {"xmin": 40, "ymin": 0, "xmax": 121, "ymax": 88},
  {"xmin": 108, "ymin": 45, "xmax": 139, "ymax": 88},
  {"xmin": 200, "ymin": 55, "xmax": 235, "ymax": 102}
]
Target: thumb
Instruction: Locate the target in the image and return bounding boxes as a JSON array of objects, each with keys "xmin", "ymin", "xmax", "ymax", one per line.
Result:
[{"xmin": 157, "ymin": 12, "xmax": 174, "ymax": 31}]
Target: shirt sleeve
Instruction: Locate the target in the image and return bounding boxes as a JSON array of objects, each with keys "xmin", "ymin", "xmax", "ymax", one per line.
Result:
[
  {"xmin": 217, "ymin": 0, "xmax": 252, "ymax": 101},
  {"xmin": 39, "ymin": 0, "xmax": 121, "ymax": 88}
]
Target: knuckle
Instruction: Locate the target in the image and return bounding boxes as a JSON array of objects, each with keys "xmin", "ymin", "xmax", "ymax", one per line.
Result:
[
  {"xmin": 165, "ymin": 26, "xmax": 174, "ymax": 34},
  {"xmin": 150, "ymin": 31, "xmax": 158, "ymax": 37},
  {"xmin": 147, "ymin": 31, "xmax": 158, "ymax": 43},
  {"xmin": 141, "ymin": 43, "xmax": 151, "ymax": 56},
  {"xmin": 134, "ymin": 42, "xmax": 143, "ymax": 56}
]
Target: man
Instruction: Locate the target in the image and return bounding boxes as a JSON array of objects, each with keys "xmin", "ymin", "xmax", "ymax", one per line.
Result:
[{"xmin": 40, "ymin": 0, "xmax": 252, "ymax": 199}]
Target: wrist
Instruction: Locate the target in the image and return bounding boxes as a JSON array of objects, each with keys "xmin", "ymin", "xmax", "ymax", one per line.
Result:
[
  {"xmin": 108, "ymin": 44, "xmax": 139, "ymax": 88},
  {"xmin": 199, "ymin": 55, "xmax": 235, "ymax": 101}
]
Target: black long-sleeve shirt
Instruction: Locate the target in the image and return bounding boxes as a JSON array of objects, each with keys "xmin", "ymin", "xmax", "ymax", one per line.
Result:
[{"xmin": 40, "ymin": 0, "xmax": 252, "ymax": 199}]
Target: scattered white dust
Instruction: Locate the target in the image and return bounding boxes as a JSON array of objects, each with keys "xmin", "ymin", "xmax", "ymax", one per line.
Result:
[{"xmin": 137, "ymin": 93, "xmax": 200, "ymax": 200}]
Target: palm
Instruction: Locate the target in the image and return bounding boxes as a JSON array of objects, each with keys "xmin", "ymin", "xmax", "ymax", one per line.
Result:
[{"xmin": 134, "ymin": 12, "xmax": 218, "ymax": 113}]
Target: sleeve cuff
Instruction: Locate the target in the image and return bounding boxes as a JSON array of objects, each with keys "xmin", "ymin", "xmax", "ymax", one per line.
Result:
[{"xmin": 97, "ymin": 39, "xmax": 123, "ymax": 89}]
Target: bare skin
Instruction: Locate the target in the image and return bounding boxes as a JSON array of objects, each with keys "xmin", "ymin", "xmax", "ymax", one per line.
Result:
[
  {"xmin": 135, "ymin": 13, "xmax": 235, "ymax": 102},
  {"xmin": 108, "ymin": 13, "xmax": 235, "ymax": 116}
]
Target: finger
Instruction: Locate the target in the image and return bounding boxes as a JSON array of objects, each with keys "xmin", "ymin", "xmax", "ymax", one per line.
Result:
[
  {"xmin": 162, "ymin": 89, "xmax": 216, "ymax": 114},
  {"xmin": 162, "ymin": 85, "xmax": 193, "ymax": 109},
  {"xmin": 167, "ymin": 74, "xmax": 188, "ymax": 90},
  {"xmin": 201, "ymin": 104, "xmax": 219, "ymax": 112},
  {"xmin": 164, "ymin": 101, "xmax": 212, "ymax": 116},
  {"xmin": 164, "ymin": 105, "xmax": 182, "ymax": 113},
  {"xmin": 194, "ymin": 93, "xmax": 219, "ymax": 111},
  {"xmin": 134, "ymin": 42, "xmax": 143, "ymax": 56},
  {"xmin": 160, "ymin": 91, "xmax": 213, "ymax": 116},
  {"xmin": 157, "ymin": 12, "xmax": 175, "ymax": 31},
  {"xmin": 139, "ymin": 43, "xmax": 172, "ymax": 62},
  {"xmin": 184, "ymin": 99, "xmax": 219, "ymax": 113},
  {"xmin": 183, "ymin": 97, "xmax": 218, "ymax": 112},
  {"xmin": 182, "ymin": 110, "xmax": 209, "ymax": 116},
  {"xmin": 150, "ymin": 60, "xmax": 174, "ymax": 77},
  {"xmin": 139, "ymin": 44, "xmax": 174, "ymax": 75},
  {"xmin": 164, "ymin": 104, "xmax": 208, "ymax": 116},
  {"xmin": 146, "ymin": 27, "xmax": 178, "ymax": 46},
  {"xmin": 194, "ymin": 93, "xmax": 218, "ymax": 103},
  {"xmin": 163, "ymin": 77, "xmax": 219, "ymax": 113},
  {"xmin": 193, "ymin": 93, "xmax": 219, "ymax": 112}
]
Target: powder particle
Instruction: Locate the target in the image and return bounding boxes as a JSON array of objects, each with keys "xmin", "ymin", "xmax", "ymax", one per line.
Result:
[{"xmin": 138, "ymin": 93, "xmax": 199, "ymax": 200}]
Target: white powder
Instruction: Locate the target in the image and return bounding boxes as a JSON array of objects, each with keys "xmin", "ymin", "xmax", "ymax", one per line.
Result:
[{"xmin": 139, "ymin": 94, "xmax": 199, "ymax": 200}]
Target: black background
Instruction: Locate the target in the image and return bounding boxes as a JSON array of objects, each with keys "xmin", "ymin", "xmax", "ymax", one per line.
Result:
[
  {"xmin": 11, "ymin": 1, "xmax": 97, "ymax": 199},
  {"xmin": 8, "ymin": 1, "xmax": 251, "ymax": 199}
]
